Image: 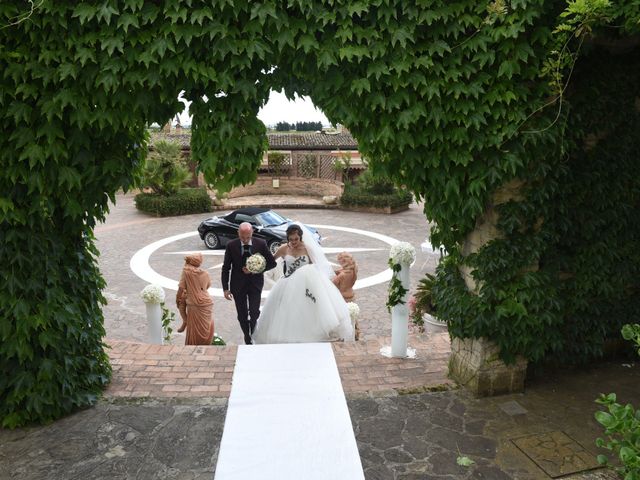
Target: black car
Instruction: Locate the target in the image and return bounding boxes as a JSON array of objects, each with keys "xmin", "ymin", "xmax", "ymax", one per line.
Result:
[{"xmin": 197, "ymin": 207, "xmax": 321, "ymax": 254}]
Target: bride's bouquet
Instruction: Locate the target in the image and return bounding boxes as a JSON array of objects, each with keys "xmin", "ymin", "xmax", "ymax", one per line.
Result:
[
  {"xmin": 246, "ymin": 253, "xmax": 267, "ymax": 274},
  {"xmin": 347, "ymin": 302, "xmax": 360, "ymax": 323}
]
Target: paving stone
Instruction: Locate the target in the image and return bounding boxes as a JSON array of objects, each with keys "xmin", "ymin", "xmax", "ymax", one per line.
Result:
[
  {"xmin": 512, "ymin": 431, "xmax": 600, "ymax": 478},
  {"xmin": 428, "ymin": 450, "xmax": 469, "ymax": 476},
  {"xmin": 383, "ymin": 447, "xmax": 415, "ymax": 464},
  {"xmin": 404, "ymin": 413, "xmax": 430, "ymax": 436},
  {"xmin": 499, "ymin": 400, "xmax": 528, "ymax": 416},
  {"xmin": 463, "ymin": 419, "xmax": 486, "ymax": 436},
  {"xmin": 401, "ymin": 437, "xmax": 432, "ymax": 461},
  {"xmin": 468, "ymin": 464, "xmax": 513, "ymax": 479},
  {"xmin": 357, "ymin": 417, "xmax": 406, "ymax": 450},
  {"xmin": 363, "ymin": 465, "xmax": 396, "ymax": 480},
  {"xmin": 429, "ymin": 410, "xmax": 464, "ymax": 431}
]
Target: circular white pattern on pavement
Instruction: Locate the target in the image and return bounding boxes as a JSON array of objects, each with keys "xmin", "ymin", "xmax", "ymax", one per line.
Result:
[{"xmin": 130, "ymin": 224, "xmax": 414, "ymax": 298}]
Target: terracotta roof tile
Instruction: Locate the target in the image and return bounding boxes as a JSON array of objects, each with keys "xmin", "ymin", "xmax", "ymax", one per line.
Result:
[
  {"xmin": 150, "ymin": 131, "xmax": 358, "ymax": 151},
  {"xmin": 266, "ymin": 132, "xmax": 358, "ymax": 150}
]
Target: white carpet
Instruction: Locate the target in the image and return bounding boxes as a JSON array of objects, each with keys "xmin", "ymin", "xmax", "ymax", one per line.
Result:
[{"xmin": 214, "ymin": 343, "xmax": 365, "ymax": 480}]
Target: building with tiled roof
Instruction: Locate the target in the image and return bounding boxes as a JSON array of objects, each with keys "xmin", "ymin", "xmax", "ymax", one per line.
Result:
[
  {"xmin": 150, "ymin": 127, "xmax": 365, "ymax": 180},
  {"xmin": 266, "ymin": 132, "xmax": 357, "ymax": 150},
  {"xmin": 149, "ymin": 127, "xmax": 365, "ymax": 196},
  {"xmin": 149, "ymin": 129, "xmax": 358, "ymax": 152}
]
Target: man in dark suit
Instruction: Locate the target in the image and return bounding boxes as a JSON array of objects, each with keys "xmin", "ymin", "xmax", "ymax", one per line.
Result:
[{"xmin": 222, "ymin": 222, "xmax": 277, "ymax": 344}]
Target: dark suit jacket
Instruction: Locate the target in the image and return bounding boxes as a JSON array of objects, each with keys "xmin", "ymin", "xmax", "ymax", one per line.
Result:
[{"xmin": 221, "ymin": 237, "xmax": 277, "ymax": 293}]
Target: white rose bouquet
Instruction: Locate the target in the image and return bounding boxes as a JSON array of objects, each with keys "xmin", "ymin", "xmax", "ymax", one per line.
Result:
[
  {"xmin": 140, "ymin": 284, "xmax": 165, "ymax": 304},
  {"xmin": 246, "ymin": 253, "xmax": 267, "ymax": 274},
  {"xmin": 347, "ymin": 302, "xmax": 360, "ymax": 323}
]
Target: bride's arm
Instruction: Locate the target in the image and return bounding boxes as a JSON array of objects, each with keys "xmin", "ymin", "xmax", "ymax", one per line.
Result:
[{"xmin": 274, "ymin": 244, "xmax": 288, "ymax": 260}]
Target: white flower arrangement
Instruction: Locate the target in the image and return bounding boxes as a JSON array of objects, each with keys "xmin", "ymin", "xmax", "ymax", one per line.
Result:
[
  {"xmin": 347, "ymin": 302, "xmax": 360, "ymax": 323},
  {"xmin": 246, "ymin": 253, "xmax": 266, "ymax": 274},
  {"xmin": 389, "ymin": 242, "xmax": 416, "ymax": 266},
  {"xmin": 140, "ymin": 284, "xmax": 165, "ymax": 304}
]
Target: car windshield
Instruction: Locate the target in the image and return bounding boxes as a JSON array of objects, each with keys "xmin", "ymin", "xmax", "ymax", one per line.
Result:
[{"xmin": 255, "ymin": 211, "xmax": 287, "ymax": 227}]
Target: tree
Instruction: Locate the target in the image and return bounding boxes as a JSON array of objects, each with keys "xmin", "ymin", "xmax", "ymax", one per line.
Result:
[
  {"xmin": 142, "ymin": 140, "xmax": 191, "ymax": 196},
  {"xmin": 275, "ymin": 121, "xmax": 292, "ymax": 131},
  {"xmin": 295, "ymin": 121, "xmax": 322, "ymax": 131}
]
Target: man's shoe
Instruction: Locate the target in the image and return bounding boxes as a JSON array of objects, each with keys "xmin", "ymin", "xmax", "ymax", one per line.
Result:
[{"xmin": 244, "ymin": 334, "xmax": 253, "ymax": 345}]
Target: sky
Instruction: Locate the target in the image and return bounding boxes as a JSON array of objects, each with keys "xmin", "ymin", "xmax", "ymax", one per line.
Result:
[{"xmin": 176, "ymin": 90, "xmax": 330, "ymax": 128}]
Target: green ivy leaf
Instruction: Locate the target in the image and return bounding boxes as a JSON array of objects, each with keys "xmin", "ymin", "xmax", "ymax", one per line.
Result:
[
  {"xmin": 117, "ymin": 13, "xmax": 140, "ymax": 33},
  {"xmin": 457, "ymin": 456, "xmax": 475, "ymax": 467},
  {"xmin": 72, "ymin": 4, "xmax": 98, "ymax": 24},
  {"xmin": 96, "ymin": 3, "xmax": 119, "ymax": 25}
]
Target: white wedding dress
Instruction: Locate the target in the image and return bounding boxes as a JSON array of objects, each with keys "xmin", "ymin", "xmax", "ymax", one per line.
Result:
[{"xmin": 253, "ymin": 254, "xmax": 354, "ymax": 344}]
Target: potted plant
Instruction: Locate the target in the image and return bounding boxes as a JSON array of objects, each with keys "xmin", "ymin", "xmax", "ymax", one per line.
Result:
[{"xmin": 408, "ymin": 273, "xmax": 446, "ymax": 332}]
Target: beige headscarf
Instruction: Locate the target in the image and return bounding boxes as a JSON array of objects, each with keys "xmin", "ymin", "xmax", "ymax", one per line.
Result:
[{"xmin": 185, "ymin": 253, "xmax": 203, "ymax": 268}]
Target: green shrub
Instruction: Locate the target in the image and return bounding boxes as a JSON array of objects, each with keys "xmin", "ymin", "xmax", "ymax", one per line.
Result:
[
  {"xmin": 341, "ymin": 184, "xmax": 412, "ymax": 209},
  {"xmin": 356, "ymin": 169, "xmax": 395, "ymax": 195},
  {"xmin": 135, "ymin": 188, "xmax": 212, "ymax": 216},
  {"xmin": 143, "ymin": 140, "xmax": 191, "ymax": 195},
  {"xmin": 595, "ymin": 324, "xmax": 640, "ymax": 479}
]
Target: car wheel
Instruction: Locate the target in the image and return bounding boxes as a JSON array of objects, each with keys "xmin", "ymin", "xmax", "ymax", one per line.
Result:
[
  {"xmin": 268, "ymin": 240, "xmax": 282, "ymax": 255},
  {"xmin": 204, "ymin": 232, "xmax": 220, "ymax": 249}
]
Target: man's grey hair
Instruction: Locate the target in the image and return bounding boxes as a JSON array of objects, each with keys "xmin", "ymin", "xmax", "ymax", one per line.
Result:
[{"xmin": 239, "ymin": 222, "xmax": 253, "ymax": 232}]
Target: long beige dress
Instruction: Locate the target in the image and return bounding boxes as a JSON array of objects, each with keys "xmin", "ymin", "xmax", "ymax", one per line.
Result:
[{"xmin": 176, "ymin": 253, "xmax": 214, "ymax": 345}]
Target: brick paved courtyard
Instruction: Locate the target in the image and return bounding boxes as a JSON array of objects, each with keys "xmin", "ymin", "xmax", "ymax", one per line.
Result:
[{"xmin": 97, "ymin": 193, "xmax": 453, "ymax": 397}]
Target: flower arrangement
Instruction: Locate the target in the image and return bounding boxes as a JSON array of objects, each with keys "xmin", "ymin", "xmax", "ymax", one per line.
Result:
[
  {"xmin": 408, "ymin": 273, "xmax": 441, "ymax": 332},
  {"xmin": 140, "ymin": 284, "xmax": 165, "ymax": 304},
  {"xmin": 211, "ymin": 334, "xmax": 226, "ymax": 346},
  {"xmin": 347, "ymin": 302, "xmax": 360, "ymax": 323},
  {"xmin": 386, "ymin": 242, "xmax": 415, "ymax": 311},
  {"xmin": 389, "ymin": 242, "xmax": 416, "ymax": 266},
  {"xmin": 246, "ymin": 253, "xmax": 266, "ymax": 274}
]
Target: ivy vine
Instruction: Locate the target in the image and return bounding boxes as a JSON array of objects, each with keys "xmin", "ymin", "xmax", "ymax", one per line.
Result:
[{"xmin": 386, "ymin": 261, "xmax": 408, "ymax": 311}]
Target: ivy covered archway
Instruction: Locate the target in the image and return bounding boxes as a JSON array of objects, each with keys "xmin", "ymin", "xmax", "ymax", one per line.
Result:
[{"xmin": 1, "ymin": 1, "xmax": 638, "ymax": 426}]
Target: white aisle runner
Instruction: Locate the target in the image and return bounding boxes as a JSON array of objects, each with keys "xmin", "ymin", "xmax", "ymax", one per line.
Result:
[{"xmin": 214, "ymin": 343, "xmax": 365, "ymax": 480}]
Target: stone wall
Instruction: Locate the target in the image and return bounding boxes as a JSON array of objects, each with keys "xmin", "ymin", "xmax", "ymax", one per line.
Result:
[
  {"xmin": 227, "ymin": 177, "xmax": 343, "ymax": 198},
  {"xmin": 449, "ymin": 178, "xmax": 531, "ymax": 396},
  {"xmin": 449, "ymin": 337, "xmax": 527, "ymax": 396}
]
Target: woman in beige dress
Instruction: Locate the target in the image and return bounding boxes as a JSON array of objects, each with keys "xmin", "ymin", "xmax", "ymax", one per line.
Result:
[{"xmin": 176, "ymin": 253, "xmax": 214, "ymax": 345}]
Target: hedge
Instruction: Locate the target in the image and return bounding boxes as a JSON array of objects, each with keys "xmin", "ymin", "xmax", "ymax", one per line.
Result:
[
  {"xmin": 135, "ymin": 188, "xmax": 212, "ymax": 217},
  {"xmin": 340, "ymin": 186, "xmax": 413, "ymax": 209}
]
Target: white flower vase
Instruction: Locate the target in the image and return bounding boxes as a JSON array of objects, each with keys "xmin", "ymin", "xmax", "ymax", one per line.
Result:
[
  {"xmin": 391, "ymin": 262, "xmax": 410, "ymax": 357},
  {"xmin": 145, "ymin": 302, "xmax": 163, "ymax": 345}
]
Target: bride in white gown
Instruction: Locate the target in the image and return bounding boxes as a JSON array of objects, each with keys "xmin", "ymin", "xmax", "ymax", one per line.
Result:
[{"xmin": 252, "ymin": 223, "xmax": 354, "ymax": 344}]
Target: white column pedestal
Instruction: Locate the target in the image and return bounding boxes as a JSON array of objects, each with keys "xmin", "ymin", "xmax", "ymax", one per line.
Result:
[
  {"xmin": 390, "ymin": 262, "xmax": 410, "ymax": 357},
  {"xmin": 145, "ymin": 302, "xmax": 163, "ymax": 344}
]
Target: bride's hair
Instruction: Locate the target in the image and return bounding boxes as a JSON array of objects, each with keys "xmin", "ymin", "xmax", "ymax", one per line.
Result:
[{"xmin": 286, "ymin": 224, "xmax": 303, "ymax": 240}]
